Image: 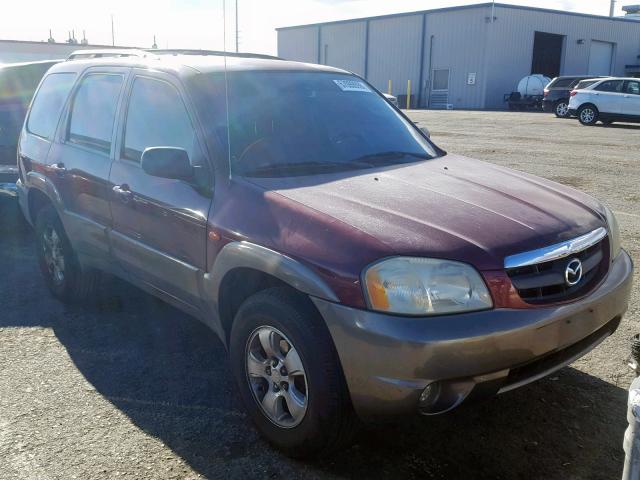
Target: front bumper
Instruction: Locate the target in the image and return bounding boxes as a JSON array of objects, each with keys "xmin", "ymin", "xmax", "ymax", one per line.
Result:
[{"xmin": 312, "ymin": 250, "xmax": 633, "ymax": 420}]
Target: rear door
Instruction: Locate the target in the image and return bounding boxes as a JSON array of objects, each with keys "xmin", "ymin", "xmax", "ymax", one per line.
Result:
[
  {"xmin": 591, "ymin": 79, "xmax": 625, "ymax": 114},
  {"xmin": 622, "ymin": 80, "xmax": 640, "ymax": 117},
  {"xmin": 109, "ymin": 70, "xmax": 213, "ymax": 307},
  {"xmin": 46, "ymin": 67, "xmax": 127, "ymax": 266}
]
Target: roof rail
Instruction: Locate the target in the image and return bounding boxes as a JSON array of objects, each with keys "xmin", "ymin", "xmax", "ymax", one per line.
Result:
[
  {"xmin": 67, "ymin": 48, "xmax": 155, "ymax": 60},
  {"xmin": 147, "ymin": 49, "xmax": 282, "ymax": 60}
]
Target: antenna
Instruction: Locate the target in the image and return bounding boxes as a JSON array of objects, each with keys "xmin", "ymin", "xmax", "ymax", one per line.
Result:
[
  {"xmin": 111, "ymin": 14, "xmax": 115, "ymax": 46},
  {"xmin": 81, "ymin": 30, "xmax": 88, "ymax": 45},
  {"xmin": 235, "ymin": 0, "xmax": 239, "ymax": 52},
  {"xmin": 223, "ymin": 0, "xmax": 232, "ymax": 178}
]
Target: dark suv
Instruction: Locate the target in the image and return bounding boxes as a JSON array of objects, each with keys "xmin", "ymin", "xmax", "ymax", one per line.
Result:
[
  {"xmin": 542, "ymin": 75, "xmax": 604, "ymax": 118},
  {"xmin": 17, "ymin": 55, "xmax": 633, "ymax": 457}
]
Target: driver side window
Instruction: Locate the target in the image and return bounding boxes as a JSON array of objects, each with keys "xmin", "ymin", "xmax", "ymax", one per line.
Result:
[{"xmin": 123, "ymin": 76, "xmax": 205, "ymax": 169}]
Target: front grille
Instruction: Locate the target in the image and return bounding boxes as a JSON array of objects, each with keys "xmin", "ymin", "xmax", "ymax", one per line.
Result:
[{"xmin": 506, "ymin": 237, "xmax": 609, "ymax": 304}]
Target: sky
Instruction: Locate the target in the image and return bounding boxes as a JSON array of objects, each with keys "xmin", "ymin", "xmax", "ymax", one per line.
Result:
[{"xmin": 1, "ymin": 0, "xmax": 631, "ymax": 55}]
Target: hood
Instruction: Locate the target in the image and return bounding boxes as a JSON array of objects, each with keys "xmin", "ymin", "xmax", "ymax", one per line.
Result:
[{"xmin": 247, "ymin": 155, "xmax": 606, "ymax": 271}]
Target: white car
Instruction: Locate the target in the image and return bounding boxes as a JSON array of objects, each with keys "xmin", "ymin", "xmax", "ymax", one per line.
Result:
[{"xmin": 569, "ymin": 77, "xmax": 640, "ymax": 126}]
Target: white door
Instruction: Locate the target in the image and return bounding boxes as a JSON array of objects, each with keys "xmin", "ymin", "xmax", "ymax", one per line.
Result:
[
  {"xmin": 588, "ymin": 41, "xmax": 614, "ymax": 76},
  {"xmin": 622, "ymin": 80, "xmax": 640, "ymax": 117},
  {"xmin": 591, "ymin": 79, "xmax": 625, "ymax": 114},
  {"xmin": 429, "ymin": 69, "xmax": 449, "ymax": 109}
]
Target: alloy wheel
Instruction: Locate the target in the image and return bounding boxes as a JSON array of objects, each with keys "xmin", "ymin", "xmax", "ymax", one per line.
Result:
[
  {"xmin": 580, "ymin": 108, "xmax": 595, "ymax": 124},
  {"xmin": 42, "ymin": 226, "xmax": 65, "ymax": 285},
  {"xmin": 245, "ymin": 326, "xmax": 308, "ymax": 428},
  {"xmin": 556, "ymin": 102, "xmax": 569, "ymax": 117}
]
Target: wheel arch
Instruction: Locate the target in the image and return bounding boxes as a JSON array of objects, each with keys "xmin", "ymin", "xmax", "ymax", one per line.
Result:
[
  {"xmin": 25, "ymin": 172, "xmax": 64, "ymax": 224},
  {"xmin": 203, "ymin": 242, "xmax": 339, "ymax": 345}
]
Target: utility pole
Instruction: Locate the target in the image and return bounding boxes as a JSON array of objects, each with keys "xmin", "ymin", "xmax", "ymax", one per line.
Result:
[
  {"xmin": 111, "ymin": 14, "xmax": 115, "ymax": 46},
  {"xmin": 235, "ymin": 0, "xmax": 239, "ymax": 52},
  {"xmin": 610, "ymin": 0, "xmax": 616, "ymax": 17}
]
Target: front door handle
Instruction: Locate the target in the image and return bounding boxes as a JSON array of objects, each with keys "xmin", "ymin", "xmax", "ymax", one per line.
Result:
[
  {"xmin": 112, "ymin": 184, "xmax": 134, "ymax": 203},
  {"xmin": 50, "ymin": 163, "xmax": 66, "ymax": 176}
]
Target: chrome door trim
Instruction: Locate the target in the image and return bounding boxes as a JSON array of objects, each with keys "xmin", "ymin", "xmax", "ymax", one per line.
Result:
[{"xmin": 504, "ymin": 227, "xmax": 607, "ymax": 269}]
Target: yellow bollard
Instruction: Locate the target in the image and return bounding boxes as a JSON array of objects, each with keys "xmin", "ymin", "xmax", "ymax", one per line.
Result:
[
  {"xmin": 388, "ymin": 79, "xmax": 392, "ymax": 95},
  {"xmin": 406, "ymin": 79, "xmax": 411, "ymax": 109}
]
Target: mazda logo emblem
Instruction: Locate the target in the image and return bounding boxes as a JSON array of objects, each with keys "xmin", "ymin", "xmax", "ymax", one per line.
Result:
[{"xmin": 565, "ymin": 258, "xmax": 583, "ymax": 286}]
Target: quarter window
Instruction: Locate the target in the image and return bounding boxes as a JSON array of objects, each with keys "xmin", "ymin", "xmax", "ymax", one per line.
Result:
[
  {"xmin": 68, "ymin": 74, "xmax": 123, "ymax": 153},
  {"xmin": 123, "ymin": 77, "xmax": 202, "ymax": 165},
  {"xmin": 27, "ymin": 73, "xmax": 76, "ymax": 139},
  {"xmin": 594, "ymin": 80, "xmax": 624, "ymax": 93}
]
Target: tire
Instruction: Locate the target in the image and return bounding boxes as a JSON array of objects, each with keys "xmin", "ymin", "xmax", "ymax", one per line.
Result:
[
  {"xmin": 554, "ymin": 100, "xmax": 570, "ymax": 118},
  {"xmin": 578, "ymin": 104, "xmax": 599, "ymax": 126},
  {"xmin": 34, "ymin": 205, "xmax": 99, "ymax": 302},
  {"xmin": 230, "ymin": 287, "xmax": 358, "ymax": 458}
]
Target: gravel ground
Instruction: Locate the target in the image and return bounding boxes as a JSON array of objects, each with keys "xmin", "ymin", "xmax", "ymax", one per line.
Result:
[{"xmin": 0, "ymin": 110, "xmax": 638, "ymax": 479}]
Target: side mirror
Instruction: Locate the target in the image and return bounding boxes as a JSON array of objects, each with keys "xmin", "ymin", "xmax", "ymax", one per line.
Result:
[
  {"xmin": 419, "ymin": 126, "xmax": 431, "ymax": 139},
  {"xmin": 141, "ymin": 147, "xmax": 192, "ymax": 180}
]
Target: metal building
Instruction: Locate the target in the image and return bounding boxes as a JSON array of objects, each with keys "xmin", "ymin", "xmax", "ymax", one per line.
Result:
[
  {"xmin": 277, "ymin": 2, "xmax": 640, "ymax": 109},
  {"xmin": 0, "ymin": 39, "xmax": 133, "ymax": 65}
]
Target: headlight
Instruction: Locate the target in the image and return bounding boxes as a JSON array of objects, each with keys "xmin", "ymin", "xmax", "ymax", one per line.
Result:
[
  {"xmin": 604, "ymin": 206, "xmax": 621, "ymax": 260},
  {"xmin": 362, "ymin": 257, "xmax": 493, "ymax": 315}
]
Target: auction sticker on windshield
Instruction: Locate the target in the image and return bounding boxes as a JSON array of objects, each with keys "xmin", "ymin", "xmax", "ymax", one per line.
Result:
[{"xmin": 333, "ymin": 79, "xmax": 371, "ymax": 92}]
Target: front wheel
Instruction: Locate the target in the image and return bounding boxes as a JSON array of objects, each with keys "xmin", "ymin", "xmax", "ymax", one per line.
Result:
[
  {"xmin": 578, "ymin": 105, "xmax": 599, "ymax": 126},
  {"xmin": 230, "ymin": 287, "xmax": 358, "ymax": 457},
  {"xmin": 554, "ymin": 100, "xmax": 570, "ymax": 118}
]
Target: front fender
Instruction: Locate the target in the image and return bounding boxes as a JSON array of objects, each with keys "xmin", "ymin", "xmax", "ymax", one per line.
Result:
[{"xmin": 201, "ymin": 241, "xmax": 339, "ymax": 341}]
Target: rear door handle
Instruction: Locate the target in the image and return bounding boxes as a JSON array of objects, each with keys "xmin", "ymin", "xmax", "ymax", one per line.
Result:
[
  {"xmin": 112, "ymin": 184, "xmax": 134, "ymax": 203},
  {"xmin": 50, "ymin": 163, "xmax": 66, "ymax": 176}
]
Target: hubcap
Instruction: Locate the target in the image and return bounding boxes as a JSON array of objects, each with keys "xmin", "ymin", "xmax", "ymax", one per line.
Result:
[
  {"xmin": 556, "ymin": 102, "xmax": 569, "ymax": 116},
  {"xmin": 581, "ymin": 108, "xmax": 595, "ymax": 123},
  {"xmin": 245, "ymin": 326, "xmax": 308, "ymax": 428},
  {"xmin": 42, "ymin": 226, "xmax": 65, "ymax": 285}
]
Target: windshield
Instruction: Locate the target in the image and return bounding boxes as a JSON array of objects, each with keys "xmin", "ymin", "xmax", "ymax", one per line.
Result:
[{"xmin": 196, "ymin": 71, "xmax": 439, "ymax": 177}]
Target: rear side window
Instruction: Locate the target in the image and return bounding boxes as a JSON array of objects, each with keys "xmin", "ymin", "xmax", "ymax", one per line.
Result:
[
  {"xmin": 575, "ymin": 80, "xmax": 598, "ymax": 90},
  {"xmin": 549, "ymin": 78, "xmax": 574, "ymax": 88},
  {"xmin": 27, "ymin": 73, "xmax": 76, "ymax": 139},
  {"xmin": 68, "ymin": 73, "xmax": 123, "ymax": 153},
  {"xmin": 123, "ymin": 77, "xmax": 202, "ymax": 165},
  {"xmin": 595, "ymin": 80, "xmax": 624, "ymax": 93}
]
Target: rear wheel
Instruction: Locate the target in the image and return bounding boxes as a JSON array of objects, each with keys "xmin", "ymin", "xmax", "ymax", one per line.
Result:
[
  {"xmin": 554, "ymin": 100, "xmax": 570, "ymax": 118},
  {"xmin": 578, "ymin": 105, "xmax": 598, "ymax": 126},
  {"xmin": 230, "ymin": 287, "xmax": 358, "ymax": 457},
  {"xmin": 35, "ymin": 205, "xmax": 99, "ymax": 302}
]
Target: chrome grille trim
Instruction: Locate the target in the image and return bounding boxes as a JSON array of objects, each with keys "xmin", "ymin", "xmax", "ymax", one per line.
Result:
[{"xmin": 504, "ymin": 227, "xmax": 608, "ymax": 269}]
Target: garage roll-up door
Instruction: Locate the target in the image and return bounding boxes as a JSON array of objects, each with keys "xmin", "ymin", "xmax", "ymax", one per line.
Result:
[{"xmin": 588, "ymin": 41, "xmax": 614, "ymax": 76}]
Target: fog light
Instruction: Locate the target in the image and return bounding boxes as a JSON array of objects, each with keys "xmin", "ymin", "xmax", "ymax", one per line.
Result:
[{"xmin": 419, "ymin": 382, "xmax": 441, "ymax": 408}]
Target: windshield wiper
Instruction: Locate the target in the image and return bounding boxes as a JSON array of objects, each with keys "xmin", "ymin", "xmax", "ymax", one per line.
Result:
[
  {"xmin": 242, "ymin": 161, "xmax": 357, "ymax": 177},
  {"xmin": 354, "ymin": 151, "xmax": 429, "ymax": 166}
]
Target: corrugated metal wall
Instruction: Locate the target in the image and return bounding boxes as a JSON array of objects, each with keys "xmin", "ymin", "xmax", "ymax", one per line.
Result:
[
  {"xmin": 366, "ymin": 14, "xmax": 423, "ymax": 99},
  {"xmin": 484, "ymin": 6, "xmax": 640, "ymax": 108},
  {"xmin": 319, "ymin": 21, "xmax": 367, "ymax": 75},
  {"xmin": 277, "ymin": 26, "xmax": 319, "ymax": 64},
  {"xmin": 277, "ymin": 6, "xmax": 640, "ymax": 109},
  {"xmin": 423, "ymin": 7, "xmax": 490, "ymax": 109}
]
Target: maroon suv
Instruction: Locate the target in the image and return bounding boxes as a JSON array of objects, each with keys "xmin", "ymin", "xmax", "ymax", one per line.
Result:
[{"xmin": 16, "ymin": 54, "xmax": 633, "ymax": 457}]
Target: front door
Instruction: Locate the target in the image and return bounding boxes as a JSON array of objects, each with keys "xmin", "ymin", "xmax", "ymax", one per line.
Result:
[
  {"xmin": 109, "ymin": 71, "xmax": 213, "ymax": 308},
  {"xmin": 622, "ymin": 80, "xmax": 640, "ymax": 117}
]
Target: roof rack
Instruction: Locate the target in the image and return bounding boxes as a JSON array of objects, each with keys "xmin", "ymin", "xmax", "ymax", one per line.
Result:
[
  {"xmin": 67, "ymin": 49, "xmax": 156, "ymax": 60},
  {"xmin": 145, "ymin": 49, "xmax": 281, "ymax": 60},
  {"xmin": 67, "ymin": 48, "xmax": 281, "ymax": 62}
]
